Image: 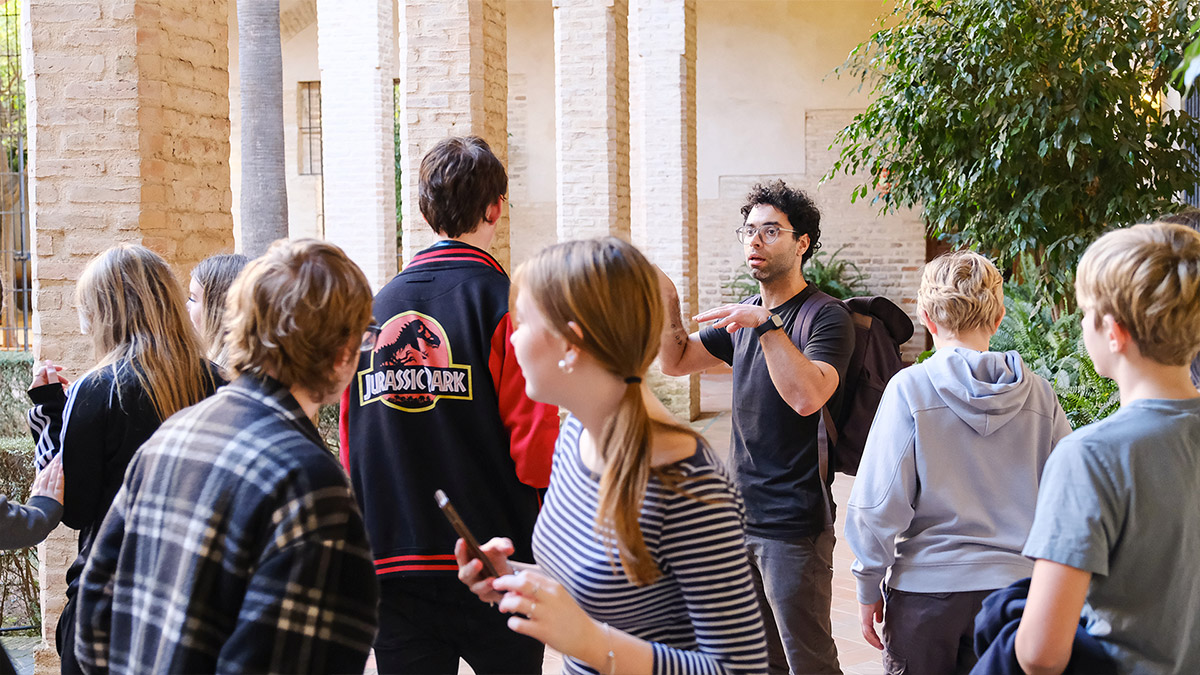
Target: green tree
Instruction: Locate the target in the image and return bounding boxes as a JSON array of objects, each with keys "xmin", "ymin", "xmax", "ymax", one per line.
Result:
[{"xmin": 829, "ymin": 0, "xmax": 1200, "ymax": 304}]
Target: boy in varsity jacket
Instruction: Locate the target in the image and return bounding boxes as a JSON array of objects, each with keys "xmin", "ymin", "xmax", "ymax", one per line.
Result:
[{"xmin": 340, "ymin": 135, "xmax": 558, "ymax": 674}]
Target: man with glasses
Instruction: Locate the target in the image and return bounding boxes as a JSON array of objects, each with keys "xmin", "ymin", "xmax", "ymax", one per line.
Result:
[
  {"xmin": 659, "ymin": 180, "xmax": 854, "ymax": 674},
  {"xmin": 340, "ymin": 135, "xmax": 558, "ymax": 674}
]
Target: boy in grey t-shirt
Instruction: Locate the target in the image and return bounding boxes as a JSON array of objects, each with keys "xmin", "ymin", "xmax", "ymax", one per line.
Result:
[{"xmin": 1016, "ymin": 222, "xmax": 1200, "ymax": 674}]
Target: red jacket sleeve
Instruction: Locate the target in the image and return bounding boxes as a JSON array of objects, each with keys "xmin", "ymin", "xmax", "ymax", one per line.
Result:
[
  {"xmin": 488, "ymin": 313, "xmax": 558, "ymax": 489},
  {"xmin": 338, "ymin": 387, "xmax": 351, "ymax": 473}
]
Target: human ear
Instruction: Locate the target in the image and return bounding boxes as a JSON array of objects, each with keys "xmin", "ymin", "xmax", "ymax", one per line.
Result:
[
  {"xmin": 919, "ymin": 309, "xmax": 939, "ymax": 336},
  {"xmin": 484, "ymin": 196, "xmax": 504, "ymax": 225},
  {"xmin": 796, "ymin": 233, "xmax": 810, "ymax": 258},
  {"xmin": 566, "ymin": 320, "xmax": 585, "ymax": 341},
  {"xmin": 1103, "ymin": 314, "xmax": 1130, "ymax": 354}
]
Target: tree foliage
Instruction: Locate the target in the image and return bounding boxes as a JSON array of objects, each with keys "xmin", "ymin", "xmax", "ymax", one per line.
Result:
[{"xmin": 829, "ymin": 0, "xmax": 1200, "ymax": 304}]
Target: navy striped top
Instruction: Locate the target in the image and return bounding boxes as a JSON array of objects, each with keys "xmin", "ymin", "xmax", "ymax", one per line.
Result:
[{"xmin": 533, "ymin": 415, "xmax": 768, "ymax": 675}]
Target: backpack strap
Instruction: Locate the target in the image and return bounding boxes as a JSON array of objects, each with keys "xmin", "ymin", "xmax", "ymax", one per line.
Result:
[{"xmin": 791, "ymin": 288, "xmax": 841, "ymax": 529}]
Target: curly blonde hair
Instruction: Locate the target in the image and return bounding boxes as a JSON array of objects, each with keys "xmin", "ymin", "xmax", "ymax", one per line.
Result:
[
  {"xmin": 917, "ymin": 250, "xmax": 1005, "ymax": 335},
  {"xmin": 1076, "ymin": 223, "xmax": 1200, "ymax": 366}
]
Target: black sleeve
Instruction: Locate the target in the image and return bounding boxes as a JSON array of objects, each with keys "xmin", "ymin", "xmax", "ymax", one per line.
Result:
[
  {"xmin": 803, "ymin": 304, "xmax": 855, "ymax": 385},
  {"xmin": 699, "ymin": 325, "xmax": 735, "ymax": 366},
  {"xmin": 27, "ymin": 382, "xmax": 68, "ymax": 470},
  {"xmin": 58, "ymin": 373, "xmax": 113, "ymax": 530},
  {"xmin": 0, "ymin": 495, "xmax": 62, "ymax": 550}
]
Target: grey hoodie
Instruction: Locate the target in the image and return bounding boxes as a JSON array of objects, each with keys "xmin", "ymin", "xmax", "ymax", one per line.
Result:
[{"xmin": 845, "ymin": 347, "xmax": 1071, "ymax": 605}]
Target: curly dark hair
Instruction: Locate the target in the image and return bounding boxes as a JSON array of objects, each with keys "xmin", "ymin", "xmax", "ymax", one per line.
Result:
[
  {"xmin": 740, "ymin": 180, "xmax": 822, "ymax": 264},
  {"xmin": 419, "ymin": 136, "xmax": 508, "ymax": 238}
]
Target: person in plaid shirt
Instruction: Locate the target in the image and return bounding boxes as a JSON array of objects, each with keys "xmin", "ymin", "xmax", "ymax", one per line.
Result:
[{"xmin": 74, "ymin": 239, "xmax": 379, "ymax": 674}]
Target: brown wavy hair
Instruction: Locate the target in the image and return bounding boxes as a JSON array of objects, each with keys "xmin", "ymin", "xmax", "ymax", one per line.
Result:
[
  {"xmin": 513, "ymin": 237, "xmax": 705, "ymax": 586},
  {"xmin": 224, "ymin": 239, "xmax": 373, "ymax": 399},
  {"xmin": 418, "ymin": 136, "xmax": 507, "ymax": 238},
  {"xmin": 191, "ymin": 253, "xmax": 249, "ymax": 368},
  {"xmin": 76, "ymin": 244, "xmax": 212, "ymax": 421}
]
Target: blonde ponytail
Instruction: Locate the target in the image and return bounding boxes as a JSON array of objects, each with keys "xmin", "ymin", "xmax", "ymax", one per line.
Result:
[{"xmin": 597, "ymin": 381, "xmax": 659, "ymax": 584}]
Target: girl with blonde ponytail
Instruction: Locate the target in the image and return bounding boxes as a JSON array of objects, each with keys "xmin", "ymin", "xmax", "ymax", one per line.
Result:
[
  {"xmin": 26, "ymin": 244, "xmax": 221, "ymax": 672},
  {"xmin": 457, "ymin": 237, "xmax": 767, "ymax": 675}
]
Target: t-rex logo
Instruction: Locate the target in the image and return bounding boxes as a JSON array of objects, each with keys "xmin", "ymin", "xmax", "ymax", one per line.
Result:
[
  {"xmin": 358, "ymin": 311, "xmax": 472, "ymax": 413},
  {"xmin": 378, "ymin": 318, "xmax": 442, "ymax": 367}
]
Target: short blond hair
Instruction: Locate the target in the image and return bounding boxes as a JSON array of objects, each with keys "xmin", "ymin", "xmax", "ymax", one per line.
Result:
[
  {"xmin": 225, "ymin": 239, "xmax": 373, "ymax": 398},
  {"xmin": 917, "ymin": 250, "xmax": 1005, "ymax": 334},
  {"xmin": 1075, "ymin": 222, "xmax": 1200, "ymax": 366}
]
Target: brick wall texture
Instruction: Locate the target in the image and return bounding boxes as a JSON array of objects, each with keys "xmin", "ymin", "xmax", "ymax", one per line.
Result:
[
  {"xmin": 553, "ymin": 0, "xmax": 630, "ymax": 241},
  {"xmin": 316, "ymin": 0, "xmax": 397, "ymax": 290},
  {"xmin": 398, "ymin": 0, "xmax": 509, "ymax": 268},
  {"xmin": 23, "ymin": 0, "xmax": 233, "ymax": 668}
]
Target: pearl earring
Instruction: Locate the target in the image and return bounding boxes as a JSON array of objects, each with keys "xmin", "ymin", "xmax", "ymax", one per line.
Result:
[{"xmin": 557, "ymin": 358, "xmax": 574, "ymax": 374}]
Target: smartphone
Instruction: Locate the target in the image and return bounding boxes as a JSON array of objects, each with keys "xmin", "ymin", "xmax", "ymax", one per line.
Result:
[{"xmin": 435, "ymin": 489, "xmax": 501, "ymax": 578}]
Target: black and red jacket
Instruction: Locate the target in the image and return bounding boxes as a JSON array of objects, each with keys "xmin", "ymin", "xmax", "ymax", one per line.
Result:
[{"xmin": 340, "ymin": 240, "xmax": 559, "ymax": 578}]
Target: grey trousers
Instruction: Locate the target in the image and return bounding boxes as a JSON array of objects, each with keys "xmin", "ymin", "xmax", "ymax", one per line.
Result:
[
  {"xmin": 747, "ymin": 530, "xmax": 842, "ymax": 675},
  {"xmin": 881, "ymin": 586, "xmax": 996, "ymax": 675}
]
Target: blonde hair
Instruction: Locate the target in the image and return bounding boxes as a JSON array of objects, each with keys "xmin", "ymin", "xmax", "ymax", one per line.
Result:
[
  {"xmin": 224, "ymin": 239, "xmax": 373, "ymax": 399},
  {"xmin": 1076, "ymin": 222, "xmax": 1200, "ymax": 366},
  {"xmin": 76, "ymin": 244, "xmax": 213, "ymax": 421},
  {"xmin": 917, "ymin": 250, "xmax": 1005, "ymax": 334},
  {"xmin": 191, "ymin": 253, "xmax": 249, "ymax": 368},
  {"xmin": 513, "ymin": 237, "xmax": 704, "ymax": 586}
]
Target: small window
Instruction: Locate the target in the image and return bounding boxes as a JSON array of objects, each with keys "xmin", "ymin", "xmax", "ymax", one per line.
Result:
[{"xmin": 298, "ymin": 81, "xmax": 322, "ymax": 176}]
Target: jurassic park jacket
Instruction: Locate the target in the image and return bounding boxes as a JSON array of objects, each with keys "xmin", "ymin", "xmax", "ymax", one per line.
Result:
[{"xmin": 340, "ymin": 240, "xmax": 559, "ymax": 578}]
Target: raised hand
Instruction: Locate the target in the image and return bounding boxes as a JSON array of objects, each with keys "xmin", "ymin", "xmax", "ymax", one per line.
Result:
[
  {"xmin": 31, "ymin": 359, "xmax": 66, "ymax": 388},
  {"xmin": 694, "ymin": 303, "xmax": 772, "ymax": 334}
]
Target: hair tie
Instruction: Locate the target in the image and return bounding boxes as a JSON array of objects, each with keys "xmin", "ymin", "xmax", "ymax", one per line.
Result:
[{"xmin": 624, "ymin": 376, "xmax": 642, "ymax": 384}]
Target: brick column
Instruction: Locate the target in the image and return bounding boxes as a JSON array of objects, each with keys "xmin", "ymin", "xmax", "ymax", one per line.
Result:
[
  {"xmin": 630, "ymin": 0, "xmax": 698, "ymax": 418},
  {"xmin": 22, "ymin": 0, "xmax": 232, "ymax": 669},
  {"xmin": 553, "ymin": 0, "xmax": 630, "ymax": 241},
  {"xmin": 316, "ymin": 0, "xmax": 396, "ymax": 291},
  {"xmin": 398, "ymin": 0, "xmax": 509, "ymax": 268}
]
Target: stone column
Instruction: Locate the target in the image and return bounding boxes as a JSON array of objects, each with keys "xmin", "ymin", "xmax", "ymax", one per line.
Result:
[
  {"xmin": 630, "ymin": 0, "xmax": 698, "ymax": 418},
  {"xmin": 316, "ymin": 0, "xmax": 396, "ymax": 291},
  {"xmin": 22, "ymin": 0, "xmax": 232, "ymax": 669},
  {"xmin": 398, "ymin": 0, "xmax": 509, "ymax": 268},
  {"xmin": 553, "ymin": 0, "xmax": 630, "ymax": 241}
]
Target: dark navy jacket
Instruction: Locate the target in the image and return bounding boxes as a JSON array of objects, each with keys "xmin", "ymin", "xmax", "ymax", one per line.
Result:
[{"xmin": 340, "ymin": 240, "xmax": 558, "ymax": 578}]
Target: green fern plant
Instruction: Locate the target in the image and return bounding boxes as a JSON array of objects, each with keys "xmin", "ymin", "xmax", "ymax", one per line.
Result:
[
  {"xmin": 992, "ymin": 282, "xmax": 1119, "ymax": 427},
  {"xmin": 806, "ymin": 246, "xmax": 871, "ymax": 300}
]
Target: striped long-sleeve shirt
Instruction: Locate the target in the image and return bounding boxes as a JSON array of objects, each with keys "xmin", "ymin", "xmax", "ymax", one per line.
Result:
[{"xmin": 533, "ymin": 415, "xmax": 768, "ymax": 675}]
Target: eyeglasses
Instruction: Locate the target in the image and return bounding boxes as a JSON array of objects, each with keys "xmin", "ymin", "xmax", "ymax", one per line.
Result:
[
  {"xmin": 735, "ymin": 224, "xmax": 796, "ymax": 245},
  {"xmin": 361, "ymin": 323, "xmax": 382, "ymax": 352}
]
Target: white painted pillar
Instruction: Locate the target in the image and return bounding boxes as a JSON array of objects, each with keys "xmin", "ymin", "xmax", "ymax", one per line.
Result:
[
  {"xmin": 316, "ymin": 0, "xmax": 396, "ymax": 290},
  {"xmin": 630, "ymin": 0, "xmax": 698, "ymax": 418}
]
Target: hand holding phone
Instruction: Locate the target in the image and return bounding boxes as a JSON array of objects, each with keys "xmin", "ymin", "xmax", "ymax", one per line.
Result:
[{"xmin": 436, "ymin": 489, "xmax": 501, "ymax": 578}]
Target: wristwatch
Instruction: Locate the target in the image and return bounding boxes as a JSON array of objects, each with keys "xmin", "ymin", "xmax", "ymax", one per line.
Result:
[{"xmin": 753, "ymin": 313, "xmax": 783, "ymax": 337}]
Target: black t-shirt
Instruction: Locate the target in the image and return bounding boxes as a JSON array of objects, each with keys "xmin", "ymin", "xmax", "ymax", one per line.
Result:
[{"xmin": 700, "ymin": 284, "xmax": 855, "ymax": 539}]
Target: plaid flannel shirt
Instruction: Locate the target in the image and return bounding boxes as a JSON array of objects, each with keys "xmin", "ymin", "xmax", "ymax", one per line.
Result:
[{"xmin": 75, "ymin": 374, "xmax": 379, "ymax": 674}]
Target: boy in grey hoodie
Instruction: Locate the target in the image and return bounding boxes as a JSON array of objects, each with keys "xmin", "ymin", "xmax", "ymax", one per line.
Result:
[{"xmin": 845, "ymin": 251, "xmax": 1070, "ymax": 675}]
